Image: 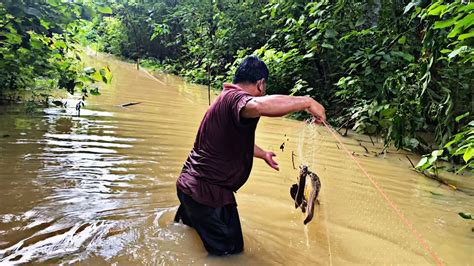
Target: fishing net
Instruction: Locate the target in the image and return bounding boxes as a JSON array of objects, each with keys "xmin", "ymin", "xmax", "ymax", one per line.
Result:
[{"xmin": 294, "ymin": 120, "xmax": 442, "ymax": 265}]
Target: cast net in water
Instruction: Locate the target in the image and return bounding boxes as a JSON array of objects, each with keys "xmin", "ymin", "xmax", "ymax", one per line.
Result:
[{"xmin": 294, "ymin": 120, "xmax": 443, "ymax": 265}]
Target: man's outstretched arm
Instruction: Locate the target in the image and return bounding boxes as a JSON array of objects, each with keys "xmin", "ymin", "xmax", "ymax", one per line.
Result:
[
  {"xmin": 254, "ymin": 144, "xmax": 279, "ymax": 171},
  {"xmin": 241, "ymin": 95, "xmax": 326, "ymax": 122}
]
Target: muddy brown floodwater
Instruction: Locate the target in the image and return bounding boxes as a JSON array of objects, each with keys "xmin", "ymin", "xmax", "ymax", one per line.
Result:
[{"xmin": 0, "ymin": 54, "xmax": 472, "ymax": 265}]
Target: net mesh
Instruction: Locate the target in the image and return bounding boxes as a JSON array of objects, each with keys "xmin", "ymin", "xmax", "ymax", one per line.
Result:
[{"xmin": 294, "ymin": 121, "xmax": 438, "ymax": 264}]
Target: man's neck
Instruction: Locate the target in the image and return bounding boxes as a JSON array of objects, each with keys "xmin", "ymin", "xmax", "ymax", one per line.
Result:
[{"xmin": 232, "ymin": 82, "xmax": 257, "ymax": 96}]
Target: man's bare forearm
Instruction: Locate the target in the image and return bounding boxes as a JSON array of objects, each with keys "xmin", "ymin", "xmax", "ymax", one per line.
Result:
[
  {"xmin": 254, "ymin": 144, "xmax": 266, "ymax": 159},
  {"xmin": 242, "ymin": 95, "xmax": 312, "ymax": 118}
]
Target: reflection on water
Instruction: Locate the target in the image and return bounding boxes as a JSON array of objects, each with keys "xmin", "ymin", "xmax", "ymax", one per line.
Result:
[{"xmin": 0, "ymin": 54, "xmax": 472, "ymax": 264}]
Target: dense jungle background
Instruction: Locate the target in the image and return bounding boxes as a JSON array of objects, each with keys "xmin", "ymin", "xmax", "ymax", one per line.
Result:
[{"xmin": 1, "ymin": 0, "xmax": 473, "ymax": 173}]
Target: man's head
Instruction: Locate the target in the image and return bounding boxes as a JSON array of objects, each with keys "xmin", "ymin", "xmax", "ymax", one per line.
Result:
[{"xmin": 233, "ymin": 55, "xmax": 268, "ymax": 96}]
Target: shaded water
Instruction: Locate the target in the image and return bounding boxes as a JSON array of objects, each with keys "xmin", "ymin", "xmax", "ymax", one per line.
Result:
[{"xmin": 0, "ymin": 54, "xmax": 472, "ymax": 264}]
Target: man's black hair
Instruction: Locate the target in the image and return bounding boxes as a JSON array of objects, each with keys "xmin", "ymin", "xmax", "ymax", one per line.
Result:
[{"xmin": 233, "ymin": 55, "xmax": 269, "ymax": 84}]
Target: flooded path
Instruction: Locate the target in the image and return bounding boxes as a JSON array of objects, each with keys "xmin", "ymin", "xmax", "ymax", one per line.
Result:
[{"xmin": 0, "ymin": 54, "xmax": 472, "ymax": 264}]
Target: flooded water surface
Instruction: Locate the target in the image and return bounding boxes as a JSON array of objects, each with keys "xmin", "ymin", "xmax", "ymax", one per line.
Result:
[{"xmin": 0, "ymin": 55, "xmax": 472, "ymax": 264}]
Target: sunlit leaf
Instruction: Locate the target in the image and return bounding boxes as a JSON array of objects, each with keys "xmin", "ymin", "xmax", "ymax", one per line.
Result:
[
  {"xmin": 433, "ymin": 15, "xmax": 461, "ymax": 29},
  {"xmin": 463, "ymin": 147, "xmax": 474, "ymax": 163},
  {"xmin": 97, "ymin": 6, "xmax": 113, "ymax": 15},
  {"xmin": 53, "ymin": 40, "xmax": 67, "ymax": 49},
  {"xmin": 448, "ymin": 26, "xmax": 463, "ymax": 38},
  {"xmin": 398, "ymin": 36, "xmax": 407, "ymax": 44},
  {"xmin": 444, "ymin": 133, "xmax": 465, "ymax": 148},
  {"xmin": 458, "ymin": 30, "xmax": 474, "ymax": 40},
  {"xmin": 457, "ymin": 13, "xmax": 474, "ymax": 28},
  {"xmin": 448, "ymin": 46, "xmax": 468, "ymax": 58},
  {"xmin": 427, "ymin": 3, "xmax": 446, "ymax": 16},
  {"xmin": 455, "ymin": 112, "xmax": 470, "ymax": 122},
  {"xmin": 91, "ymin": 71, "xmax": 102, "ymax": 82},
  {"xmin": 47, "ymin": 0, "xmax": 60, "ymax": 6},
  {"xmin": 416, "ymin": 156, "xmax": 428, "ymax": 169},
  {"xmin": 404, "ymin": 2, "xmax": 417, "ymax": 14},
  {"xmin": 40, "ymin": 19, "xmax": 50, "ymax": 29},
  {"xmin": 432, "ymin": 149, "xmax": 443, "ymax": 157},
  {"xmin": 321, "ymin": 43, "xmax": 334, "ymax": 49}
]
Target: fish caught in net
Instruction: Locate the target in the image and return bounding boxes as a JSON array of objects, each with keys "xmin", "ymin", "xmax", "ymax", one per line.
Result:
[{"xmin": 290, "ymin": 164, "xmax": 321, "ymax": 224}]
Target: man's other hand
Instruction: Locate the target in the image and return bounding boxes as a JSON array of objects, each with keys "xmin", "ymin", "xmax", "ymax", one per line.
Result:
[{"xmin": 263, "ymin": 151, "xmax": 279, "ymax": 171}]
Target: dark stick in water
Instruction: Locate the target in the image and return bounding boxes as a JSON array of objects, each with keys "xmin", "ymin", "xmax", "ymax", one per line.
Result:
[
  {"xmin": 120, "ymin": 102, "xmax": 142, "ymax": 107},
  {"xmin": 291, "ymin": 151, "xmax": 296, "ymax": 170}
]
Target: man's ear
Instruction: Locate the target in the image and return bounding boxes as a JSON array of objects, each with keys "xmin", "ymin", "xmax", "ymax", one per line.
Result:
[{"xmin": 256, "ymin": 79, "xmax": 264, "ymax": 92}]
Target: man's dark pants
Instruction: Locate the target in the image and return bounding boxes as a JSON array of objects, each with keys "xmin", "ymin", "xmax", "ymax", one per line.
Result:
[{"xmin": 174, "ymin": 189, "xmax": 244, "ymax": 255}]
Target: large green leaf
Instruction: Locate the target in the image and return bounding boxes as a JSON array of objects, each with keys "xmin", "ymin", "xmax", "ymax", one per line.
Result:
[
  {"xmin": 448, "ymin": 46, "xmax": 468, "ymax": 58},
  {"xmin": 458, "ymin": 30, "xmax": 474, "ymax": 40},
  {"xmin": 433, "ymin": 15, "xmax": 461, "ymax": 29},
  {"xmin": 463, "ymin": 147, "xmax": 474, "ymax": 163},
  {"xmin": 427, "ymin": 3, "xmax": 446, "ymax": 16},
  {"xmin": 459, "ymin": 3, "xmax": 474, "ymax": 12},
  {"xmin": 404, "ymin": 2, "xmax": 417, "ymax": 15},
  {"xmin": 2, "ymin": 32, "xmax": 22, "ymax": 44},
  {"xmin": 47, "ymin": 0, "xmax": 60, "ymax": 6},
  {"xmin": 457, "ymin": 13, "xmax": 474, "ymax": 28},
  {"xmin": 97, "ymin": 6, "xmax": 113, "ymax": 15},
  {"xmin": 416, "ymin": 156, "xmax": 429, "ymax": 170},
  {"xmin": 321, "ymin": 43, "xmax": 334, "ymax": 49}
]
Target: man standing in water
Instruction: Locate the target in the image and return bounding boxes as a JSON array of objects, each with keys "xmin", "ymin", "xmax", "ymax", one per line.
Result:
[{"xmin": 175, "ymin": 56, "xmax": 326, "ymax": 255}]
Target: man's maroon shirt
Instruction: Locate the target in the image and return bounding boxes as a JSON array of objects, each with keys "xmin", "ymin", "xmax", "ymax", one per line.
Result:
[{"xmin": 176, "ymin": 83, "xmax": 259, "ymax": 207}]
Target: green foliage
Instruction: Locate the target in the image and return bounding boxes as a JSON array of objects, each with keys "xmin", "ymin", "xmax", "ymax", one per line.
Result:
[
  {"xmin": 0, "ymin": 1, "xmax": 111, "ymax": 101},
  {"xmin": 167, "ymin": 0, "xmax": 271, "ymax": 84},
  {"xmin": 139, "ymin": 58, "xmax": 163, "ymax": 71},
  {"xmin": 86, "ymin": 1, "xmax": 180, "ymax": 61},
  {"xmin": 83, "ymin": 0, "xmax": 472, "ymax": 173},
  {"xmin": 417, "ymin": 115, "xmax": 474, "ymax": 174},
  {"xmin": 92, "ymin": 16, "xmax": 128, "ymax": 55},
  {"xmin": 88, "ymin": 0, "xmax": 270, "ymax": 87},
  {"xmin": 411, "ymin": 0, "xmax": 474, "ymax": 174},
  {"xmin": 2, "ymin": 0, "xmax": 469, "ymax": 176}
]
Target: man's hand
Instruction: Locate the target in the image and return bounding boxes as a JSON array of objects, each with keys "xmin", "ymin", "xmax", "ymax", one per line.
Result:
[
  {"xmin": 263, "ymin": 151, "xmax": 279, "ymax": 171},
  {"xmin": 254, "ymin": 144, "xmax": 279, "ymax": 171},
  {"xmin": 306, "ymin": 98, "xmax": 326, "ymax": 124}
]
